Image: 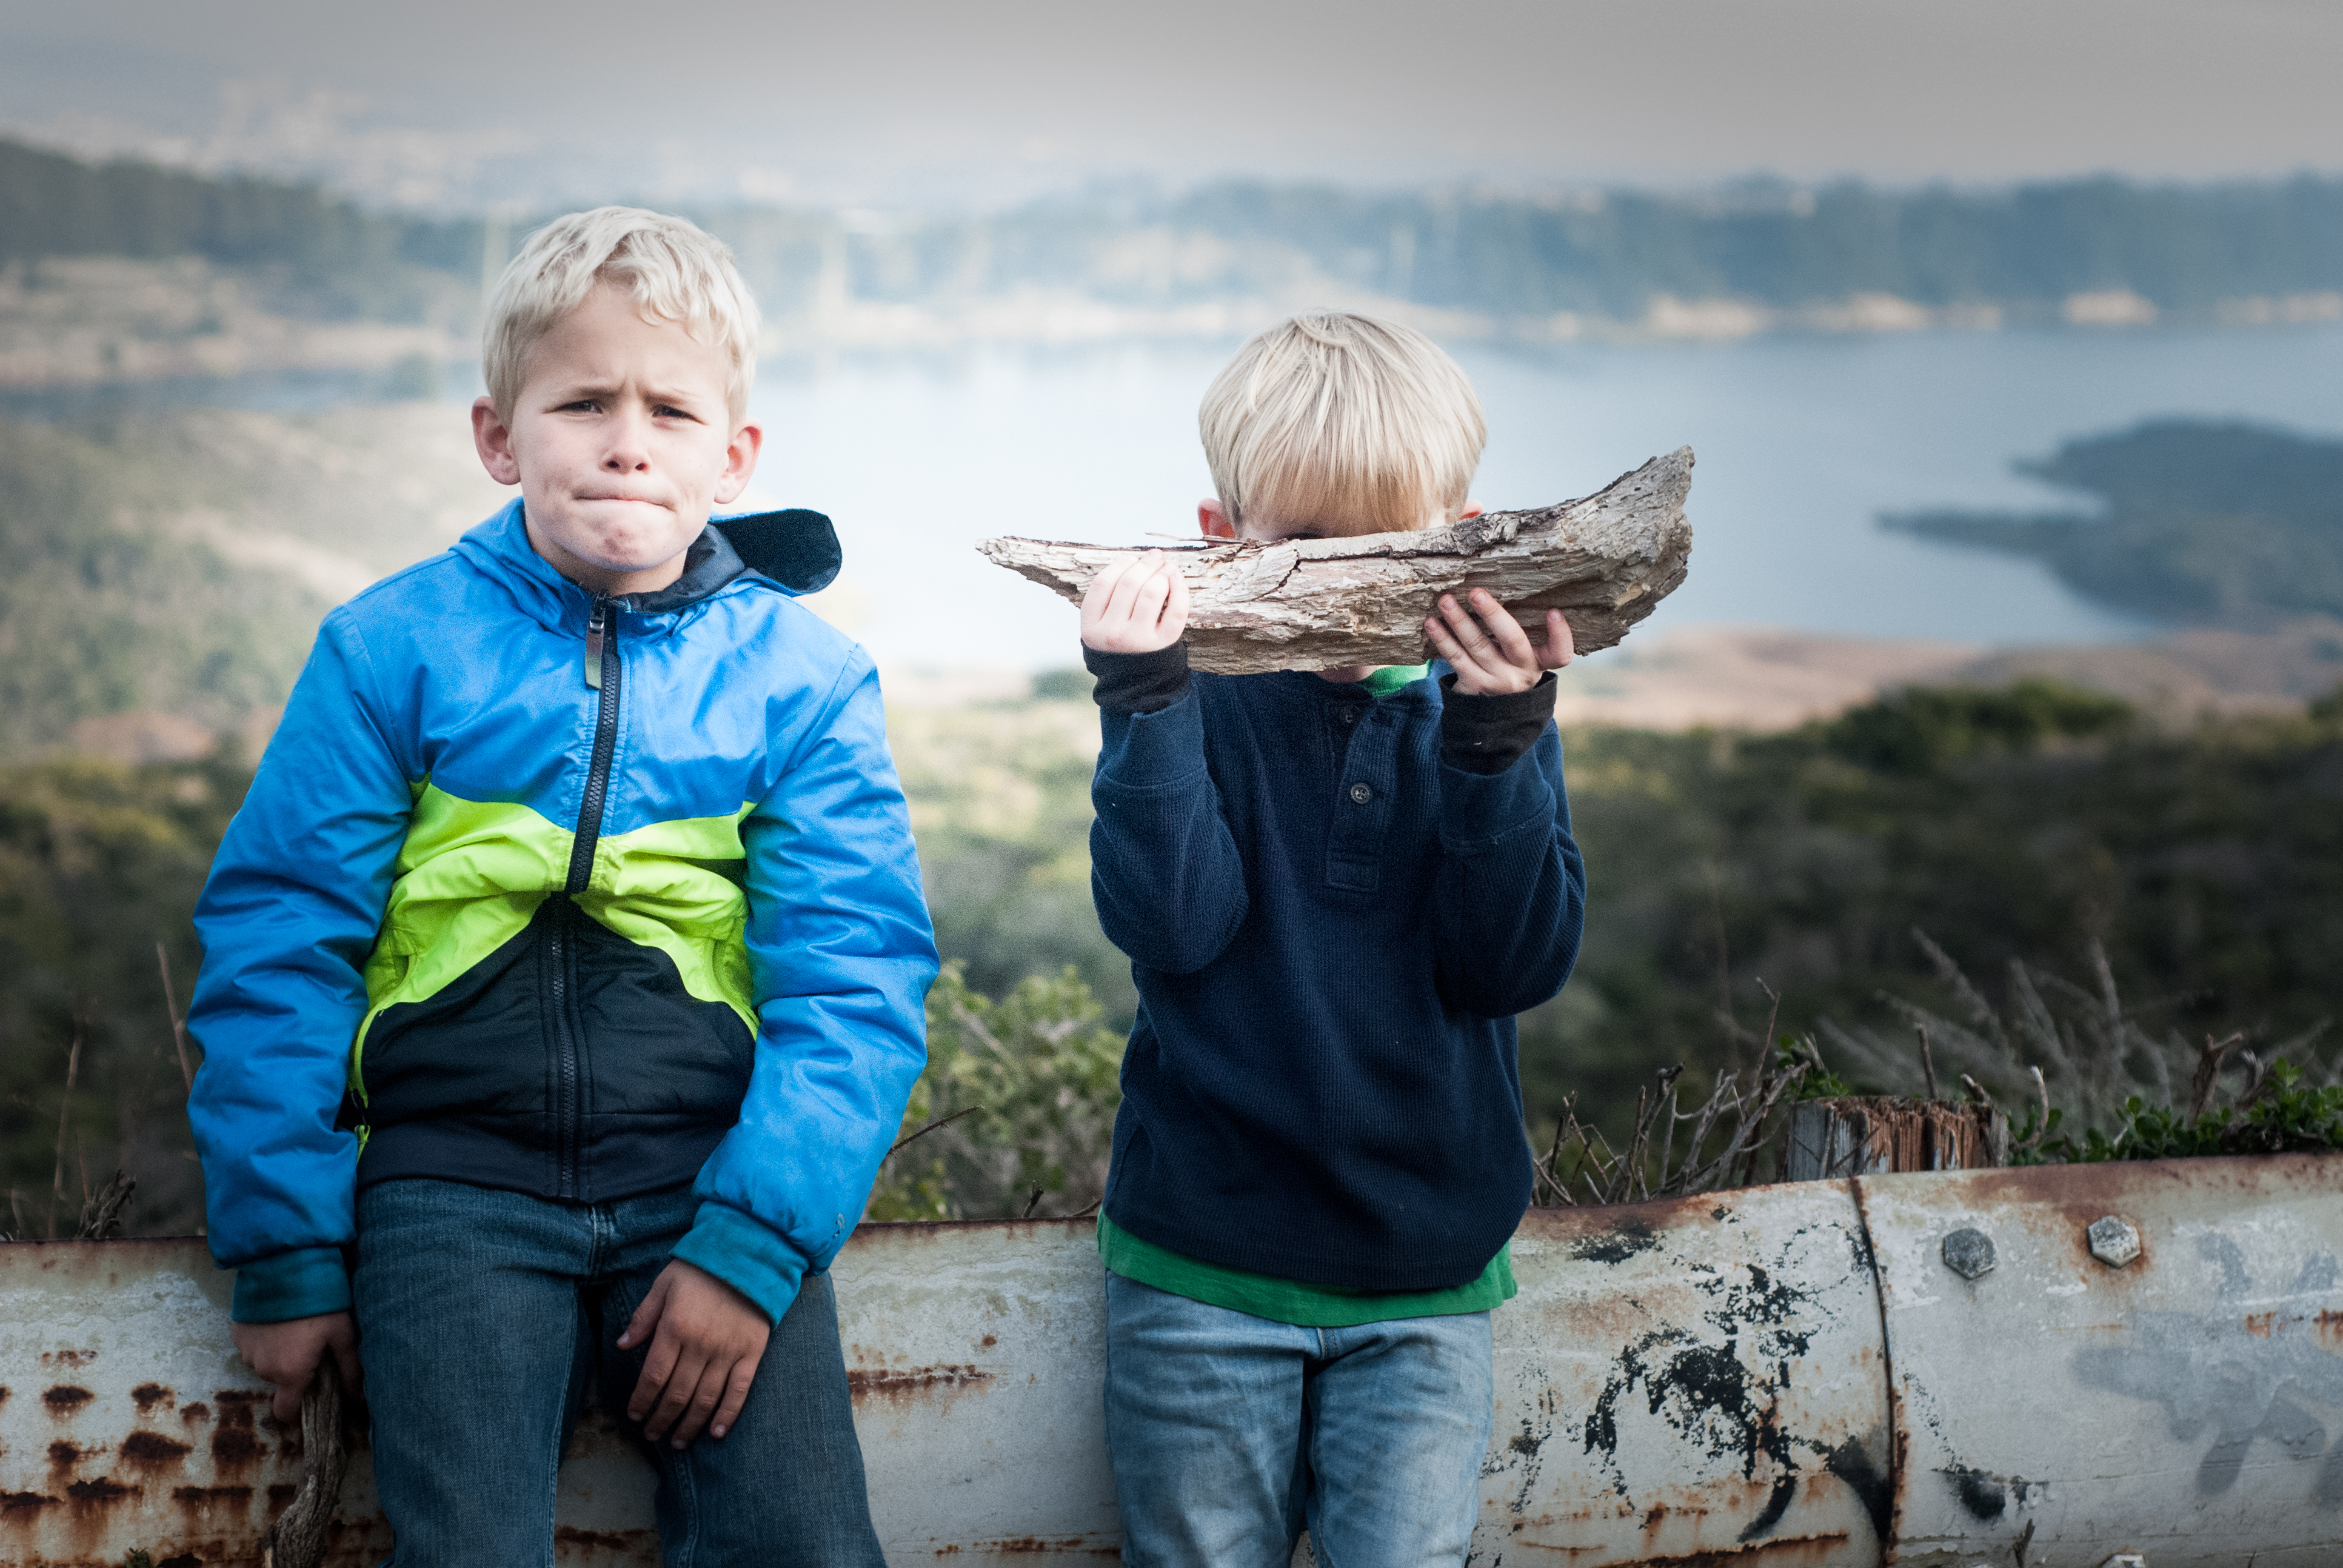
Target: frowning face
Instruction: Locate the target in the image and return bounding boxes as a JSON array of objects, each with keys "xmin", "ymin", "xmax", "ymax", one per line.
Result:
[{"xmin": 472, "ymin": 281, "xmax": 761, "ymax": 597}]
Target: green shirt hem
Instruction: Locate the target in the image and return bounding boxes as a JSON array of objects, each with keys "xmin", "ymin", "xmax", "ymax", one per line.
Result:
[{"xmin": 1097, "ymin": 1213, "xmax": 1514, "ymax": 1327}]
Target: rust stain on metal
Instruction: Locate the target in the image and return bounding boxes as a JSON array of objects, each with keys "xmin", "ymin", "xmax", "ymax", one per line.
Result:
[
  {"xmin": 40, "ymin": 1349, "xmax": 95, "ymax": 1369},
  {"xmin": 975, "ymin": 1537, "xmax": 1118, "ymax": 1556},
  {"xmin": 64, "ymin": 1473, "xmax": 135, "ymax": 1501},
  {"xmin": 132, "ymin": 1381, "xmax": 174, "ymax": 1412},
  {"xmin": 1631, "ymin": 1535, "xmax": 1852, "ymax": 1566},
  {"xmin": 207, "ymin": 1388, "xmax": 266, "ymax": 1473},
  {"xmin": 119, "ymin": 1429, "xmax": 194, "ymax": 1467},
  {"xmin": 1, "ymin": 1489, "xmax": 58, "ymax": 1512},
  {"xmin": 555, "ymin": 1524, "xmax": 661, "ymax": 1547},
  {"xmin": 42, "ymin": 1384, "xmax": 94, "ymax": 1412},
  {"xmin": 847, "ymin": 1364, "xmax": 995, "ymax": 1402},
  {"xmin": 179, "ymin": 1400, "xmax": 210, "ymax": 1424}
]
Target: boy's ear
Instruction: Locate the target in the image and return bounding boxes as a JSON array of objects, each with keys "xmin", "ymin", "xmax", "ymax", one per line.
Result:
[
  {"xmin": 712, "ymin": 420, "xmax": 764, "ymax": 507},
  {"xmin": 472, "ymin": 397, "xmax": 522, "ymax": 487},
  {"xmin": 1199, "ymin": 498, "xmax": 1236, "ymax": 540}
]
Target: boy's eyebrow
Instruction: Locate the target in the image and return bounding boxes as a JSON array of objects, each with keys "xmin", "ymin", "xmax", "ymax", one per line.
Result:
[{"xmin": 543, "ymin": 376, "xmax": 717, "ymax": 412}]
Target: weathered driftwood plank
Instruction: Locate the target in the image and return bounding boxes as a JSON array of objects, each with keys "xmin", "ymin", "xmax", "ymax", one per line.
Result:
[{"xmin": 977, "ymin": 448, "xmax": 1694, "ymax": 675}]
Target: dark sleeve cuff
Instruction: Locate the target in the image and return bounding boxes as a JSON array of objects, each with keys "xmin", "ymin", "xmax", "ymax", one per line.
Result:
[
  {"xmin": 1440, "ymin": 672, "xmax": 1558, "ymax": 775},
  {"xmin": 1085, "ymin": 642, "xmax": 1191, "ymax": 715}
]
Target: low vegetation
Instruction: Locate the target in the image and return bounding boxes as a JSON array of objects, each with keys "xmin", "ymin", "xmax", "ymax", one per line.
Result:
[{"xmin": 6, "ymin": 642, "xmax": 2342, "ymax": 1224}]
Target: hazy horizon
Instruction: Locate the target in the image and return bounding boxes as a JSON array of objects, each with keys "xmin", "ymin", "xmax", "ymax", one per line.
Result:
[{"xmin": 2, "ymin": 0, "xmax": 2338, "ymax": 213}]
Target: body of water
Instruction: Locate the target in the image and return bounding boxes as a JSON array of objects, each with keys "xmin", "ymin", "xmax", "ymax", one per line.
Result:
[
  {"xmin": 16, "ymin": 324, "xmax": 2337, "ymax": 672},
  {"xmin": 737, "ymin": 324, "xmax": 2342, "ymax": 671}
]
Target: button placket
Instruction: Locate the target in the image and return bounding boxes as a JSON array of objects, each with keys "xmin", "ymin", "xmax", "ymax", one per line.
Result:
[{"xmin": 1325, "ymin": 698, "xmax": 1396, "ymax": 892}]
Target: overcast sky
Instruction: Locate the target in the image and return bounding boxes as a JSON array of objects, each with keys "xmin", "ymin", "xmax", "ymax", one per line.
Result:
[{"xmin": 2, "ymin": 0, "xmax": 2336, "ymax": 210}]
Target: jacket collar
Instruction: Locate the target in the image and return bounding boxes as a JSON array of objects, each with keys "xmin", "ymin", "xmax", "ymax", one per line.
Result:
[{"xmin": 455, "ymin": 500, "xmax": 757, "ymax": 632}]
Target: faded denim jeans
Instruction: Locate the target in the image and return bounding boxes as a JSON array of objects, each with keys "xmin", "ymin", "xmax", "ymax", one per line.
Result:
[
  {"xmin": 1103, "ymin": 1272, "xmax": 1494, "ymax": 1568},
  {"xmin": 354, "ymin": 1178, "xmax": 885, "ymax": 1567}
]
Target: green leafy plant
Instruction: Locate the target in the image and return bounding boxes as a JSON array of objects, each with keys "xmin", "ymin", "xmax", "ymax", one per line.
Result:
[
  {"xmin": 866, "ymin": 962, "xmax": 1125, "ymax": 1222},
  {"xmin": 2064, "ymin": 1059, "xmax": 2343, "ymax": 1162}
]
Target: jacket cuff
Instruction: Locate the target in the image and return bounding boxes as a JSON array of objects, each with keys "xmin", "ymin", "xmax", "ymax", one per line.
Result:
[
  {"xmin": 230, "ymin": 1246, "xmax": 352, "ymax": 1324},
  {"xmin": 1085, "ymin": 642, "xmax": 1191, "ymax": 715},
  {"xmin": 672, "ymin": 1201, "xmax": 811, "ymax": 1326},
  {"xmin": 1440, "ymin": 672, "xmax": 1558, "ymax": 775}
]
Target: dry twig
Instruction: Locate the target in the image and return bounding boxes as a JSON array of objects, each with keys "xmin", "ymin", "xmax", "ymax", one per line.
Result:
[
  {"xmin": 47, "ymin": 1027, "xmax": 82, "ymax": 1240},
  {"xmin": 158, "ymin": 942, "xmax": 195, "ymax": 1095}
]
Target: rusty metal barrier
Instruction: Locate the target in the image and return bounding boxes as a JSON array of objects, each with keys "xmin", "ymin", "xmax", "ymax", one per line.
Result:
[{"xmin": 6, "ymin": 1155, "xmax": 2342, "ymax": 1565}]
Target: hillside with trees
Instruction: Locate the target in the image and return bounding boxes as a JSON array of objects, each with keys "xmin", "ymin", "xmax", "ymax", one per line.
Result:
[
  {"xmin": 7, "ymin": 135, "xmax": 2343, "ymax": 345},
  {"xmin": 1887, "ymin": 421, "xmax": 2343, "ymax": 627}
]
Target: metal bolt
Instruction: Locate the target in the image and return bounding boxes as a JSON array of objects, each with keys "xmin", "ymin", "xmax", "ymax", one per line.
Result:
[
  {"xmin": 2087, "ymin": 1215, "xmax": 2141, "ymax": 1269},
  {"xmin": 1942, "ymin": 1227, "xmax": 1996, "ymax": 1281}
]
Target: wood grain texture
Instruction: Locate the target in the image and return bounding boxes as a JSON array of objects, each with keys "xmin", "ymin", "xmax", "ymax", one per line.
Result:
[{"xmin": 977, "ymin": 448, "xmax": 1694, "ymax": 674}]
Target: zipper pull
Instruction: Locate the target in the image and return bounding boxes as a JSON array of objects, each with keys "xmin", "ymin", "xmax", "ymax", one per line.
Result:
[{"xmin": 584, "ymin": 599, "xmax": 607, "ymax": 690}]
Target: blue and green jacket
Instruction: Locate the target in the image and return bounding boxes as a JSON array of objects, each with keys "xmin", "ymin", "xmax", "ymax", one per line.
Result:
[{"xmin": 187, "ymin": 499, "xmax": 938, "ymax": 1326}]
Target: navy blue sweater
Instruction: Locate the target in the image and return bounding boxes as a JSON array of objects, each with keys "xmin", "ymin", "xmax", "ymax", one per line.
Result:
[{"xmin": 1089, "ymin": 646, "xmax": 1586, "ymax": 1290}]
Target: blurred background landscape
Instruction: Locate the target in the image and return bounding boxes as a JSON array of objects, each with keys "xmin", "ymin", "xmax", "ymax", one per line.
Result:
[{"xmin": 2, "ymin": 0, "xmax": 2339, "ymax": 1231}]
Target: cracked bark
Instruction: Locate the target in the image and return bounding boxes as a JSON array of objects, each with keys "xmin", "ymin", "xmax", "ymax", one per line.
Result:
[{"xmin": 977, "ymin": 447, "xmax": 1694, "ymax": 675}]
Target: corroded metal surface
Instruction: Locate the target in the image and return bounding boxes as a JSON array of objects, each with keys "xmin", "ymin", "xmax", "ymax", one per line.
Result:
[
  {"xmin": 1489, "ymin": 1186, "xmax": 1890, "ymax": 1564},
  {"xmin": 838, "ymin": 1220, "xmax": 1120, "ymax": 1563},
  {"xmin": 0, "ymin": 1240, "xmax": 653, "ymax": 1567},
  {"xmin": 9, "ymin": 1156, "xmax": 2342, "ymax": 1564},
  {"xmin": 1856, "ymin": 1154, "xmax": 2343, "ymax": 1567}
]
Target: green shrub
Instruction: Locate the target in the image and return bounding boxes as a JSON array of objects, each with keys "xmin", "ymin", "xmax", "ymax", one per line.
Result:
[{"xmin": 867, "ymin": 963, "xmax": 1125, "ymax": 1222}]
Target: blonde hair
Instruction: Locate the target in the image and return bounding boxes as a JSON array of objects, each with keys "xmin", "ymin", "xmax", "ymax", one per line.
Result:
[
  {"xmin": 482, "ymin": 206, "xmax": 761, "ymax": 421},
  {"xmin": 1199, "ymin": 311, "xmax": 1485, "ymax": 537}
]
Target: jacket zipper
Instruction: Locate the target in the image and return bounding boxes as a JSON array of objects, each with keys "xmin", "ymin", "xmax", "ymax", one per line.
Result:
[{"xmin": 551, "ymin": 595, "xmax": 622, "ymax": 1199}]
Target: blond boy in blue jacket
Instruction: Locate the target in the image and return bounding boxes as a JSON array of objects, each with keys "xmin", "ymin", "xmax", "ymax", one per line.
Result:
[{"xmin": 188, "ymin": 208, "xmax": 936, "ymax": 1564}]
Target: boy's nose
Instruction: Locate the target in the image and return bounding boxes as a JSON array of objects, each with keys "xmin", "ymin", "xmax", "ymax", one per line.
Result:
[{"xmin": 603, "ymin": 412, "xmax": 653, "ymax": 470}]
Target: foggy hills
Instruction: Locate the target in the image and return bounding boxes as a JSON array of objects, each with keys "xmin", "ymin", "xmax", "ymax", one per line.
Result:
[{"xmin": 5, "ymin": 135, "xmax": 2342, "ymax": 355}]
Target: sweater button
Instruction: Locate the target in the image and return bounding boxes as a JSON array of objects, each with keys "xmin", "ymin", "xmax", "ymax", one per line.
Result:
[
  {"xmin": 1349, "ymin": 782, "xmax": 1372, "ymax": 804},
  {"xmin": 1339, "ymin": 707, "xmax": 1360, "ymax": 726}
]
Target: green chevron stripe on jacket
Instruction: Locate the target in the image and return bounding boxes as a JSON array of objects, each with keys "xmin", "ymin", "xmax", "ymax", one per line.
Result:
[{"xmin": 353, "ymin": 784, "xmax": 758, "ymax": 1093}]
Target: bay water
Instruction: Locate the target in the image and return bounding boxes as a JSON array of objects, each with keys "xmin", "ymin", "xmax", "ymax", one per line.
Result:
[{"xmin": 739, "ymin": 322, "xmax": 2343, "ymax": 672}]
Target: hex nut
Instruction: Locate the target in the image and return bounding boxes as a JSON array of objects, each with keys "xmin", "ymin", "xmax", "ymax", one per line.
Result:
[
  {"xmin": 2088, "ymin": 1215, "xmax": 2142, "ymax": 1269},
  {"xmin": 1942, "ymin": 1227, "xmax": 1996, "ymax": 1281}
]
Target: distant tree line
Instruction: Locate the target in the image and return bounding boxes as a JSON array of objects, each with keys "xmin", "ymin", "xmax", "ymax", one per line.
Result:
[
  {"xmin": 6, "ymin": 135, "xmax": 2343, "ymax": 324},
  {"xmin": 1133, "ymin": 176, "xmax": 2343, "ymax": 317}
]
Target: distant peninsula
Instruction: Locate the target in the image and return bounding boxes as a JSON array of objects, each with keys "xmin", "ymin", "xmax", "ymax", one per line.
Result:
[{"xmin": 1883, "ymin": 421, "xmax": 2343, "ymax": 628}]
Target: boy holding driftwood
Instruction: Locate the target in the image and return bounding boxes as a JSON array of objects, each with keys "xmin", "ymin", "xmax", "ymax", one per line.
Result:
[
  {"xmin": 186, "ymin": 207, "xmax": 935, "ymax": 1564},
  {"xmin": 1081, "ymin": 310, "xmax": 1587, "ymax": 1566}
]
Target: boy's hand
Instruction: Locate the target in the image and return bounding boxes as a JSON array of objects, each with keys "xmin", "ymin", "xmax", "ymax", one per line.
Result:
[
  {"xmin": 617, "ymin": 1259, "xmax": 769, "ymax": 1447},
  {"xmin": 1081, "ymin": 549, "xmax": 1189, "ymax": 654},
  {"xmin": 231, "ymin": 1311, "xmax": 361, "ymax": 1424},
  {"xmin": 1427, "ymin": 590, "xmax": 1574, "ymax": 696}
]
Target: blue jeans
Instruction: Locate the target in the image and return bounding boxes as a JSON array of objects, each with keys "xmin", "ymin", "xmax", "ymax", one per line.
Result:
[
  {"xmin": 1103, "ymin": 1273, "xmax": 1493, "ymax": 1568},
  {"xmin": 353, "ymin": 1178, "xmax": 884, "ymax": 1567}
]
